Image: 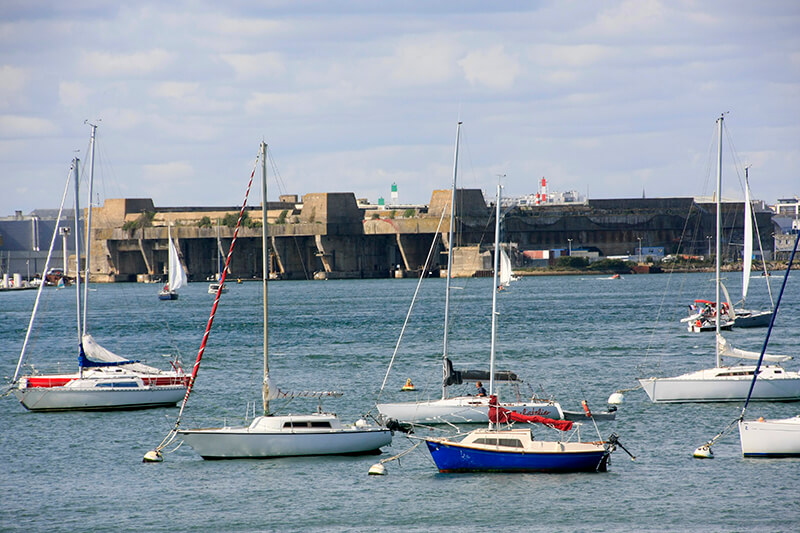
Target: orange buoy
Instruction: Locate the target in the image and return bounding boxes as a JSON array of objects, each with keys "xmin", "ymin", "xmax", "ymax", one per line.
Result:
[{"xmin": 581, "ymin": 399, "xmax": 592, "ymax": 417}]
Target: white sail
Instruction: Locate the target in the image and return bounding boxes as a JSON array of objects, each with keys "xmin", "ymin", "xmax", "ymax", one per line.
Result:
[
  {"xmin": 167, "ymin": 226, "xmax": 187, "ymax": 291},
  {"xmin": 743, "ymin": 181, "xmax": 753, "ymax": 302},
  {"xmin": 717, "ymin": 334, "xmax": 792, "ymax": 363},
  {"xmin": 499, "ymin": 247, "xmax": 513, "ymax": 287}
]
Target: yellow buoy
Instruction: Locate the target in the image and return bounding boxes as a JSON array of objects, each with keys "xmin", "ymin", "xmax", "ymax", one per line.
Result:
[
  {"xmin": 692, "ymin": 444, "xmax": 714, "ymax": 459},
  {"xmin": 401, "ymin": 378, "xmax": 416, "ymax": 392},
  {"xmin": 368, "ymin": 463, "xmax": 386, "ymax": 475},
  {"xmin": 143, "ymin": 450, "xmax": 163, "ymax": 463}
]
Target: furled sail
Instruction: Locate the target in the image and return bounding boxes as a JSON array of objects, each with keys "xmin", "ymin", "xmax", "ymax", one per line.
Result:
[
  {"xmin": 488, "ymin": 396, "xmax": 573, "ymax": 431},
  {"xmin": 716, "ymin": 334, "xmax": 792, "ymax": 363}
]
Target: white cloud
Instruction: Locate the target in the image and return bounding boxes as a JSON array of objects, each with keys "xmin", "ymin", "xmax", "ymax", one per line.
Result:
[
  {"xmin": 150, "ymin": 82, "xmax": 201, "ymax": 100},
  {"xmin": 385, "ymin": 39, "xmax": 459, "ymax": 85},
  {"xmin": 219, "ymin": 52, "xmax": 286, "ymax": 80},
  {"xmin": 529, "ymin": 44, "xmax": 616, "ymax": 68},
  {"xmin": 59, "ymin": 81, "xmax": 90, "ymax": 107},
  {"xmin": 0, "ymin": 65, "xmax": 28, "ymax": 108},
  {"xmin": 594, "ymin": 0, "xmax": 666, "ymax": 34},
  {"xmin": 458, "ymin": 45, "xmax": 520, "ymax": 89},
  {"xmin": 0, "ymin": 115, "xmax": 58, "ymax": 138},
  {"xmin": 80, "ymin": 49, "xmax": 175, "ymax": 76},
  {"xmin": 142, "ymin": 161, "xmax": 194, "ymax": 184}
]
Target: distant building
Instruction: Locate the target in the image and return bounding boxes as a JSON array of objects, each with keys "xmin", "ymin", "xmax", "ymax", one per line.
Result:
[
  {"xmin": 0, "ymin": 209, "xmax": 77, "ymax": 278},
  {"xmin": 771, "ymin": 196, "xmax": 800, "ymax": 217}
]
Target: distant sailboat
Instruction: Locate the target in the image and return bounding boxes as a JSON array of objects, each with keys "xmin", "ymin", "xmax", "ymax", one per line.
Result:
[
  {"xmin": 208, "ymin": 220, "xmax": 228, "ymax": 295},
  {"xmin": 498, "ymin": 246, "xmax": 517, "ymax": 288},
  {"xmin": 158, "ymin": 225, "xmax": 187, "ymax": 300}
]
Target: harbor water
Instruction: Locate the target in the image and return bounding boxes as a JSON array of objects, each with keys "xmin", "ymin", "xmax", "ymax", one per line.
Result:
[{"xmin": 2, "ymin": 273, "xmax": 799, "ymax": 532}]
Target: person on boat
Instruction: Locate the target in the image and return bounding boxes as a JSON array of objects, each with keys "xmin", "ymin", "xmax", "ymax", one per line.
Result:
[{"xmin": 475, "ymin": 381, "xmax": 487, "ymax": 397}]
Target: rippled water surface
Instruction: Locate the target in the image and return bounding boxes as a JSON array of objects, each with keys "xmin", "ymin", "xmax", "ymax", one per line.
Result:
[{"xmin": 2, "ymin": 272, "xmax": 799, "ymax": 532}]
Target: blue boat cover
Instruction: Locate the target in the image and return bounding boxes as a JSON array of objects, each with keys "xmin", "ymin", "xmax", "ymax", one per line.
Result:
[{"xmin": 78, "ymin": 344, "xmax": 139, "ymax": 368}]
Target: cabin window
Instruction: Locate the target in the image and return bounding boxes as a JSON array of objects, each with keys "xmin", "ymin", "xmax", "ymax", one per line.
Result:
[
  {"xmin": 474, "ymin": 437, "xmax": 523, "ymax": 448},
  {"xmin": 310, "ymin": 421, "xmax": 332, "ymax": 428}
]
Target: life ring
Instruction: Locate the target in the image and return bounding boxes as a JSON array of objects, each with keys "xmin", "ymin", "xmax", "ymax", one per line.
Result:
[{"xmin": 695, "ymin": 320, "xmax": 702, "ymax": 328}]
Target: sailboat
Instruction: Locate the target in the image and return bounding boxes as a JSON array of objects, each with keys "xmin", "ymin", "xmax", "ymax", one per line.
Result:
[
  {"xmin": 498, "ymin": 246, "xmax": 517, "ymax": 289},
  {"xmin": 208, "ymin": 220, "xmax": 228, "ymax": 295},
  {"xmin": 177, "ymin": 142, "xmax": 392, "ymax": 459},
  {"xmin": 731, "ymin": 169, "xmax": 773, "ymax": 327},
  {"xmin": 158, "ymin": 224, "xmax": 187, "ymax": 300},
  {"xmin": 638, "ymin": 115, "xmax": 800, "ymax": 403},
  {"xmin": 11, "ymin": 125, "xmax": 188, "ymax": 411},
  {"xmin": 424, "ymin": 183, "xmax": 621, "ymax": 473},
  {"xmin": 376, "ymin": 123, "xmax": 563, "ymax": 424}
]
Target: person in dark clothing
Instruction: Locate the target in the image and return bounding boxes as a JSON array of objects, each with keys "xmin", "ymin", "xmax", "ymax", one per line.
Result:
[{"xmin": 475, "ymin": 381, "xmax": 487, "ymax": 397}]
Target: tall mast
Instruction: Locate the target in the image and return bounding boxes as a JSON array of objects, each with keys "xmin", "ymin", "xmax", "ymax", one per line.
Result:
[
  {"xmin": 82, "ymin": 122, "xmax": 97, "ymax": 336},
  {"xmin": 489, "ymin": 182, "xmax": 501, "ymax": 396},
  {"xmin": 261, "ymin": 142, "xmax": 270, "ymax": 415},
  {"xmin": 715, "ymin": 114, "xmax": 723, "ymax": 367},
  {"xmin": 72, "ymin": 158, "xmax": 83, "ymax": 372},
  {"xmin": 441, "ymin": 121, "xmax": 461, "ymax": 400}
]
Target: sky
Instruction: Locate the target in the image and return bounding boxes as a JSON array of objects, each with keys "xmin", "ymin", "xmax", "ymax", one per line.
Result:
[{"xmin": 1, "ymin": 0, "xmax": 799, "ymax": 217}]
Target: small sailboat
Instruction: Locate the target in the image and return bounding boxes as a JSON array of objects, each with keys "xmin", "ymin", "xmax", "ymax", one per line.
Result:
[
  {"xmin": 376, "ymin": 123, "xmax": 563, "ymax": 424},
  {"xmin": 639, "ymin": 115, "xmax": 800, "ymax": 403},
  {"xmin": 208, "ymin": 221, "xmax": 228, "ymax": 295},
  {"xmin": 158, "ymin": 225, "xmax": 187, "ymax": 300},
  {"xmin": 498, "ymin": 246, "xmax": 518, "ymax": 288},
  {"xmin": 176, "ymin": 142, "xmax": 392, "ymax": 459},
  {"xmin": 424, "ymin": 184, "xmax": 622, "ymax": 473},
  {"xmin": 10, "ymin": 124, "xmax": 188, "ymax": 411}
]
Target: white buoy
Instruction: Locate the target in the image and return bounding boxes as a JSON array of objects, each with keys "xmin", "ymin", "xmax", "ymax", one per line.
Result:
[
  {"xmin": 608, "ymin": 392, "xmax": 624, "ymax": 405},
  {"xmin": 143, "ymin": 450, "xmax": 163, "ymax": 463},
  {"xmin": 368, "ymin": 463, "xmax": 386, "ymax": 475},
  {"xmin": 693, "ymin": 445, "xmax": 714, "ymax": 459}
]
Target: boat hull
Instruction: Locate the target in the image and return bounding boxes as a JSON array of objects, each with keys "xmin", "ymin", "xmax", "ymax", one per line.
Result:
[
  {"xmin": 733, "ymin": 310, "xmax": 772, "ymax": 328},
  {"xmin": 12, "ymin": 384, "xmax": 186, "ymax": 411},
  {"xmin": 738, "ymin": 417, "xmax": 800, "ymax": 457},
  {"xmin": 425, "ymin": 439, "xmax": 609, "ymax": 473},
  {"xmin": 158, "ymin": 291, "xmax": 178, "ymax": 300},
  {"xmin": 178, "ymin": 427, "xmax": 392, "ymax": 459},
  {"xmin": 638, "ymin": 367, "xmax": 800, "ymax": 403},
  {"xmin": 377, "ymin": 396, "xmax": 563, "ymax": 424}
]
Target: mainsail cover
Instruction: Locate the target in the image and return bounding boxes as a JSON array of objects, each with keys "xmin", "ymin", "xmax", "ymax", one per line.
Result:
[
  {"xmin": 488, "ymin": 395, "xmax": 573, "ymax": 431},
  {"xmin": 717, "ymin": 334, "xmax": 792, "ymax": 363},
  {"xmin": 82, "ymin": 334, "xmax": 165, "ymax": 374}
]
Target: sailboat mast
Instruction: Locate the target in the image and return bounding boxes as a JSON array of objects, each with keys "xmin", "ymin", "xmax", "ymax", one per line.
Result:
[
  {"xmin": 82, "ymin": 122, "xmax": 97, "ymax": 336},
  {"xmin": 72, "ymin": 158, "xmax": 83, "ymax": 372},
  {"xmin": 261, "ymin": 142, "xmax": 270, "ymax": 415},
  {"xmin": 441, "ymin": 121, "xmax": 461, "ymax": 400},
  {"xmin": 715, "ymin": 114, "xmax": 723, "ymax": 367},
  {"xmin": 489, "ymin": 183, "xmax": 501, "ymax": 396}
]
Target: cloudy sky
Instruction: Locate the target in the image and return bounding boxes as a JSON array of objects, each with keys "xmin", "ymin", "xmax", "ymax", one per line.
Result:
[{"xmin": 1, "ymin": 0, "xmax": 798, "ymax": 217}]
